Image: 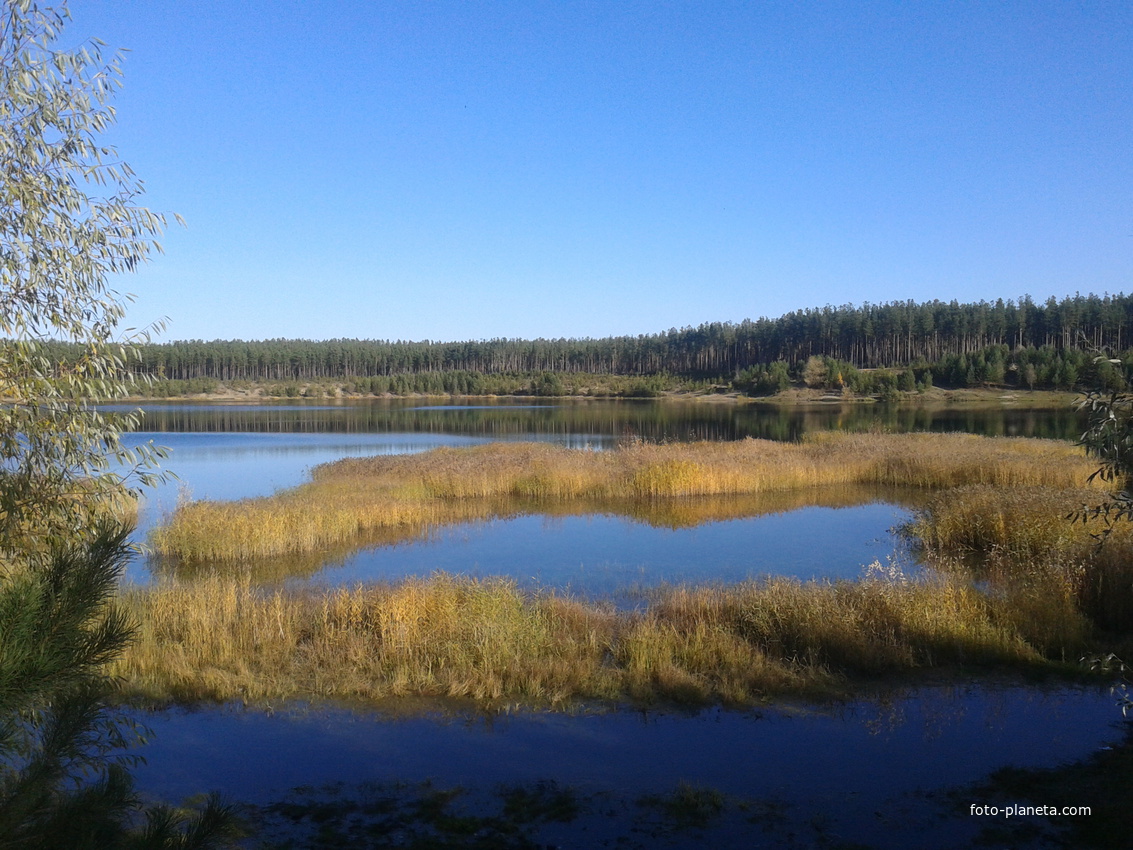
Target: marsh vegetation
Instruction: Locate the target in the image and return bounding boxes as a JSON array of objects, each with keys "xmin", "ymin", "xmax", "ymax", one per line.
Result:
[
  {"xmin": 151, "ymin": 432, "xmax": 1094, "ymax": 562},
  {"xmin": 118, "ymin": 430, "xmax": 1133, "ymax": 709},
  {"xmin": 113, "ymin": 563, "xmax": 1100, "ymax": 708}
]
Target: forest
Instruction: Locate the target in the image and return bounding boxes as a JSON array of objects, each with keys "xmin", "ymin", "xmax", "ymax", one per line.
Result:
[{"xmin": 40, "ymin": 292, "xmax": 1133, "ymax": 396}]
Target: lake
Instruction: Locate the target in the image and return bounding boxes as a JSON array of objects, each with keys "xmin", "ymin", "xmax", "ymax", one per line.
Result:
[
  {"xmin": 132, "ymin": 684, "xmax": 1123, "ymax": 849},
  {"xmin": 126, "ymin": 397, "xmax": 1079, "ymax": 589},
  {"xmin": 120, "ymin": 398, "xmax": 1121, "ymax": 848},
  {"xmin": 134, "ymin": 431, "xmax": 922, "ymax": 592}
]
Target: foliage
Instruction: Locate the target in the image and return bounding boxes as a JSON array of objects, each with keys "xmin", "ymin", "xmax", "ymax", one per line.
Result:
[
  {"xmin": 0, "ymin": 2, "xmax": 235, "ymax": 846},
  {"xmin": 532, "ymin": 371, "xmax": 563, "ymax": 397},
  {"xmin": 735, "ymin": 360, "xmax": 791, "ymax": 396},
  {"xmin": 1071, "ymin": 356, "xmax": 1133, "ymax": 539},
  {"xmin": 101, "ymin": 336, "xmax": 1126, "ymax": 399},
  {"xmin": 800, "ymin": 355, "xmax": 827, "ymax": 388},
  {"xmin": 0, "ymin": 525, "xmax": 239, "ymax": 849},
  {"xmin": 0, "ymin": 0, "xmax": 172, "ymax": 557},
  {"xmin": 25, "ymin": 292, "xmax": 1133, "ymax": 389}
]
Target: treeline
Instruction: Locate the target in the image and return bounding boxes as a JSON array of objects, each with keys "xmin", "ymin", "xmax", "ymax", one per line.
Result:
[
  {"xmin": 738, "ymin": 344, "xmax": 1132, "ymax": 399},
  {"xmin": 138, "ymin": 371, "xmax": 691, "ymax": 399},
  {"xmin": 111, "ymin": 292, "xmax": 1131, "ymax": 382},
  {"xmin": 133, "ymin": 342, "xmax": 1131, "ymax": 400},
  {"xmin": 35, "ymin": 292, "xmax": 1133, "ymax": 393}
]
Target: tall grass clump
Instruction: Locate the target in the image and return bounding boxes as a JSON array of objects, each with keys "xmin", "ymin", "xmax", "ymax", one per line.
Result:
[
  {"xmin": 912, "ymin": 485, "xmax": 1133, "ymax": 637},
  {"xmin": 113, "ymin": 576, "xmax": 621, "ymax": 704},
  {"xmin": 152, "ymin": 434, "xmax": 1099, "ymax": 563},
  {"xmin": 910, "ymin": 486, "xmax": 1120, "ymax": 557},
  {"xmin": 112, "ymin": 571, "xmax": 1094, "ymax": 709}
]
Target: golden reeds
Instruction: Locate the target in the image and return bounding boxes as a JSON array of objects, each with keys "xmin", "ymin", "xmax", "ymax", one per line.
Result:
[
  {"xmin": 912, "ymin": 485, "xmax": 1133, "ymax": 634},
  {"xmin": 112, "ymin": 570, "xmax": 1090, "ymax": 708},
  {"xmin": 152, "ymin": 433, "xmax": 1098, "ymax": 562},
  {"xmin": 119, "ymin": 432, "xmax": 1132, "ymax": 709}
]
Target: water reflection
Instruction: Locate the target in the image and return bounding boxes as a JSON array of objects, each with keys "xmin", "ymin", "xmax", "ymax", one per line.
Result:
[
  {"xmin": 130, "ymin": 684, "xmax": 1124, "ymax": 850},
  {"xmin": 121, "ymin": 399, "xmax": 1087, "ymax": 590},
  {"xmin": 114, "ymin": 397, "xmax": 1086, "ymax": 442},
  {"xmin": 144, "ymin": 485, "xmax": 927, "ymax": 592},
  {"xmin": 116, "ymin": 399, "xmax": 1120, "ymax": 848},
  {"xmin": 128, "ymin": 430, "xmax": 615, "ymax": 550}
]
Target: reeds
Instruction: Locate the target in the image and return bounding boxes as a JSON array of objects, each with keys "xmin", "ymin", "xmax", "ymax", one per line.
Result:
[
  {"xmin": 152, "ymin": 433, "xmax": 1098, "ymax": 562},
  {"xmin": 910, "ymin": 486, "xmax": 1120, "ymax": 556},
  {"xmin": 912, "ymin": 485, "xmax": 1133, "ymax": 634},
  {"xmin": 111, "ymin": 569, "xmax": 1090, "ymax": 707},
  {"xmin": 152, "ymin": 485, "xmax": 927, "ymax": 583},
  {"xmin": 122, "ymin": 432, "xmax": 1129, "ymax": 708}
]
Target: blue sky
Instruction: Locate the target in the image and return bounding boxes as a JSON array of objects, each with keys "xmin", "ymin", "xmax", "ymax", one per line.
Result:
[{"xmin": 67, "ymin": 1, "xmax": 1132, "ymax": 343}]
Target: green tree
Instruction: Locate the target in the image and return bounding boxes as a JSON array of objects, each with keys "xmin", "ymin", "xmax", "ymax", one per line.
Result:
[
  {"xmin": 0, "ymin": 0, "xmax": 176, "ymax": 558},
  {"xmin": 1074, "ymin": 356, "xmax": 1133, "ymax": 536},
  {"xmin": 0, "ymin": 3, "xmax": 236, "ymax": 845},
  {"xmin": 1073, "ymin": 356, "xmax": 1133, "ymax": 716},
  {"xmin": 533, "ymin": 371, "xmax": 564, "ymax": 397},
  {"xmin": 0, "ymin": 525, "xmax": 239, "ymax": 849}
]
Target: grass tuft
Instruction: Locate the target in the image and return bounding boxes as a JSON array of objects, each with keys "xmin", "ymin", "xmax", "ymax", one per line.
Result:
[
  {"xmin": 912, "ymin": 485, "xmax": 1133, "ymax": 634},
  {"xmin": 112, "ymin": 570, "xmax": 1095, "ymax": 708}
]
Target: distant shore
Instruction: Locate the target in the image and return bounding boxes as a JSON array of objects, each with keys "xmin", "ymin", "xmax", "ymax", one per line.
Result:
[{"xmin": 124, "ymin": 382, "xmax": 1081, "ymax": 408}]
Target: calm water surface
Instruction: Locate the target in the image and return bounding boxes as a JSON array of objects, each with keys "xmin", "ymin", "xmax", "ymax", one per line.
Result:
[
  {"xmin": 301, "ymin": 504, "xmax": 915, "ymax": 596},
  {"xmin": 118, "ymin": 399, "xmax": 1123, "ymax": 849},
  {"xmin": 132, "ymin": 684, "xmax": 1125, "ymax": 849},
  {"xmin": 118, "ymin": 396, "xmax": 1086, "ymax": 442},
  {"xmin": 134, "ymin": 433, "xmax": 918, "ymax": 589},
  {"xmin": 127, "ymin": 398, "xmax": 1071, "ymax": 587}
]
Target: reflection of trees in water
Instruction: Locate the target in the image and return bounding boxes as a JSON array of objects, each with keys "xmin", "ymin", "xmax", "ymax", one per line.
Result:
[
  {"xmin": 125, "ymin": 399, "xmax": 1087, "ymax": 442},
  {"xmin": 150, "ymin": 484, "xmax": 927, "ymax": 585},
  {"xmin": 854, "ymin": 683, "xmax": 1078, "ymax": 743},
  {"xmin": 859, "ymin": 685, "xmax": 972, "ymax": 740}
]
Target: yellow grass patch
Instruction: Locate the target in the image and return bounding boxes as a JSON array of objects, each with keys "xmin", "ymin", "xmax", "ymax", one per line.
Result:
[
  {"xmin": 152, "ymin": 433, "xmax": 1097, "ymax": 562},
  {"xmin": 112, "ymin": 570, "xmax": 1089, "ymax": 708},
  {"xmin": 912, "ymin": 485, "xmax": 1133, "ymax": 634}
]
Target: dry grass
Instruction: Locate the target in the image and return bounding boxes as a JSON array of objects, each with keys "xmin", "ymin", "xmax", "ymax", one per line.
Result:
[
  {"xmin": 153, "ymin": 485, "xmax": 926, "ymax": 583},
  {"xmin": 112, "ymin": 568, "xmax": 1089, "ymax": 708},
  {"xmin": 911, "ymin": 486, "xmax": 1122, "ymax": 556},
  {"xmin": 912, "ymin": 485, "xmax": 1133, "ymax": 634},
  {"xmin": 152, "ymin": 433, "xmax": 1097, "ymax": 562},
  {"xmin": 129, "ymin": 431, "xmax": 1121, "ymax": 708}
]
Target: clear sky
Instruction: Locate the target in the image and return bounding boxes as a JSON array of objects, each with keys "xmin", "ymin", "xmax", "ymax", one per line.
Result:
[{"xmin": 66, "ymin": 0, "xmax": 1132, "ymax": 343}]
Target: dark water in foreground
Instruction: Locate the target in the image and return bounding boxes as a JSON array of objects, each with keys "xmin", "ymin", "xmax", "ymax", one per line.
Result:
[{"xmin": 134, "ymin": 684, "xmax": 1125, "ymax": 849}]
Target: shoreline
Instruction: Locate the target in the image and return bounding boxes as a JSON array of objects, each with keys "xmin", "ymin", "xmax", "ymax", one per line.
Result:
[{"xmin": 121, "ymin": 384, "xmax": 1081, "ymax": 408}]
